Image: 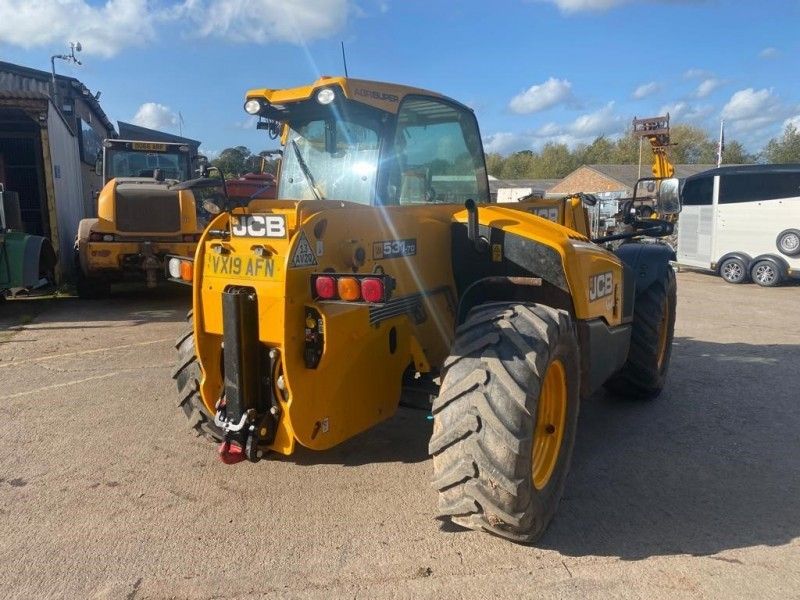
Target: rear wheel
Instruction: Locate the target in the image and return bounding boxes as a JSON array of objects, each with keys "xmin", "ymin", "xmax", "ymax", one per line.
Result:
[
  {"xmin": 719, "ymin": 257, "xmax": 748, "ymax": 284},
  {"xmin": 172, "ymin": 325, "xmax": 223, "ymax": 441},
  {"xmin": 751, "ymin": 260, "xmax": 782, "ymax": 287},
  {"xmin": 605, "ymin": 267, "xmax": 677, "ymax": 399},
  {"xmin": 430, "ymin": 302, "xmax": 580, "ymax": 543}
]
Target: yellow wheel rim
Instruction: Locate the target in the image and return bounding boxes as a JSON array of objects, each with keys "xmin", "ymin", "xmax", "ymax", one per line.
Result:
[
  {"xmin": 656, "ymin": 300, "xmax": 670, "ymax": 370},
  {"xmin": 532, "ymin": 359, "xmax": 567, "ymax": 490}
]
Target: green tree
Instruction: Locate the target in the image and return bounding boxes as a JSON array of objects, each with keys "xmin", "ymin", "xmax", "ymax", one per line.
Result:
[
  {"xmin": 578, "ymin": 135, "xmax": 615, "ymax": 165},
  {"xmin": 669, "ymin": 125, "xmax": 717, "ymax": 163},
  {"xmin": 212, "ymin": 146, "xmax": 253, "ymax": 177},
  {"xmin": 763, "ymin": 124, "xmax": 800, "ymax": 163},
  {"xmin": 720, "ymin": 140, "xmax": 754, "ymax": 165},
  {"xmin": 533, "ymin": 143, "xmax": 580, "ymax": 178},
  {"xmin": 499, "ymin": 151, "xmax": 536, "ymax": 179},
  {"xmin": 485, "ymin": 152, "xmax": 505, "ymax": 177}
]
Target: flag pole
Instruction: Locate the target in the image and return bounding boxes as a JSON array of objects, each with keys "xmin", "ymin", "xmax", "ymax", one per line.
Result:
[{"xmin": 716, "ymin": 119, "xmax": 724, "ymax": 167}]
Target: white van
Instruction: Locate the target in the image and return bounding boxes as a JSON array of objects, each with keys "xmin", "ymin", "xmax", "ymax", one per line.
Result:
[{"xmin": 677, "ymin": 164, "xmax": 800, "ymax": 286}]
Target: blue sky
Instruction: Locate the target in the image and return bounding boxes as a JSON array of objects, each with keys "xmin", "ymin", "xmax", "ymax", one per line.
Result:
[{"xmin": 1, "ymin": 0, "xmax": 798, "ymax": 158}]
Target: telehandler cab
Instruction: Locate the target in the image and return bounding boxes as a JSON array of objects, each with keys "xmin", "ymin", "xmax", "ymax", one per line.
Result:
[{"xmin": 172, "ymin": 77, "xmax": 680, "ymax": 543}]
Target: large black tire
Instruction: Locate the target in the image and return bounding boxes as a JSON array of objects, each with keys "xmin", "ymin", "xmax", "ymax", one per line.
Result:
[
  {"xmin": 75, "ymin": 254, "xmax": 111, "ymax": 299},
  {"xmin": 173, "ymin": 325, "xmax": 223, "ymax": 441},
  {"xmin": 430, "ymin": 302, "xmax": 580, "ymax": 543},
  {"xmin": 605, "ymin": 268, "xmax": 677, "ymax": 399}
]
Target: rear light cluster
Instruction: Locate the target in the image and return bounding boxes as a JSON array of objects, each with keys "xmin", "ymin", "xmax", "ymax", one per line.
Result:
[
  {"xmin": 311, "ymin": 273, "xmax": 393, "ymax": 304},
  {"xmin": 166, "ymin": 256, "xmax": 194, "ymax": 284},
  {"xmin": 89, "ymin": 232, "xmax": 115, "ymax": 242}
]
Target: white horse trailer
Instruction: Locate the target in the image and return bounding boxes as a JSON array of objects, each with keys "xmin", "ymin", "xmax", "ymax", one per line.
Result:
[{"xmin": 677, "ymin": 164, "xmax": 800, "ymax": 286}]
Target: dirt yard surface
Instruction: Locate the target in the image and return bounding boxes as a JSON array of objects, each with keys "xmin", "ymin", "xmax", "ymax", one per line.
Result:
[{"xmin": 1, "ymin": 273, "xmax": 798, "ymax": 599}]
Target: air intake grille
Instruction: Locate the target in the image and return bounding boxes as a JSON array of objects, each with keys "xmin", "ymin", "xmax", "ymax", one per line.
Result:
[{"xmin": 115, "ymin": 184, "xmax": 180, "ymax": 233}]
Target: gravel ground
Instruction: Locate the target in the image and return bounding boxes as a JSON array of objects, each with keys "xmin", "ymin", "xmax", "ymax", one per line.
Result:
[{"xmin": 0, "ymin": 272, "xmax": 798, "ymax": 599}]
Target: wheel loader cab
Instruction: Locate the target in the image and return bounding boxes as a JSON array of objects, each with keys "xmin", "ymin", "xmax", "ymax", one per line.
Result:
[
  {"xmin": 176, "ymin": 76, "xmax": 679, "ymax": 544},
  {"xmin": 75, "ymin": 140, "xmax": 205, "ymax": 296}
]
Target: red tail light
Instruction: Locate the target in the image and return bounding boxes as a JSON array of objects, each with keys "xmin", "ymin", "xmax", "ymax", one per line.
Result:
[
  {"xmin": 314, "ymin": 275, "xmax": 336, "ymax": 299},
  {"xmin": 361, "ymin": 277, "xmax": 384, "ymax": 303},
  {"xmin": 89, "ymin": 232, "xmax": 103, "ymax": 242}
]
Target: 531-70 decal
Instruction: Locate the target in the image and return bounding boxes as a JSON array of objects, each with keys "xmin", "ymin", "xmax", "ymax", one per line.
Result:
[{"xmin": 373, "ymin": 239, "xmax": 417, "ymax": 260}]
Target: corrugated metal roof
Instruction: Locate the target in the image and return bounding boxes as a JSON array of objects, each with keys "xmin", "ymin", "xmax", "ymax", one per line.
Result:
[
  {"xmin": 0, "ymin": 89, "xmax": 49, "ymax": 100},
  {"xmin": 118, "ymin": 121, "xmax": 201, "ymax": 149}
]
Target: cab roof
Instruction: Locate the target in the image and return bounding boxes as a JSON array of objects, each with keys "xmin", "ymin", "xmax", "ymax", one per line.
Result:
[{"xmin": 245, "ymin": 76, "xmax": 471, "ymax": 118}]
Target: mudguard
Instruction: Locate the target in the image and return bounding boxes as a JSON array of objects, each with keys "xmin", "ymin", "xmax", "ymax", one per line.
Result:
[
  {"xmin": 1, "ymin": 232, "xmax": 57, "ymax": 289},
  {"xmin": 614, "ymin": 242, "xmax": 675, "ymax": 320}
]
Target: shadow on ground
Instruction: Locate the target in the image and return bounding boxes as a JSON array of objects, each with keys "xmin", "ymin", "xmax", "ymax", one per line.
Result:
[
  {"xmin": 538, "ymin": 336, "xmax": 800, "ymax": 559},
  {"xmin": 0, "ymin": 284, "xmax": 191, "ymax": 334}
]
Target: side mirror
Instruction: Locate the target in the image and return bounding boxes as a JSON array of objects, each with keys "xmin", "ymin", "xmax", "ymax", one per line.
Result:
[{"xmin": 657, "ymin": 178, "xmax": 681, "ymax": 215}]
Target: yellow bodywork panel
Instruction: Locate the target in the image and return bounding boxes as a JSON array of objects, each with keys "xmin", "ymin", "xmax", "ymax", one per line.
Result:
[
  {"xmin": 246, "ymin": 76, "xmax": 447, "ymax": 116},
  {"xmin": 192, "ymin": 201, "xmax": 624, "ymax": 455},
  {"xmin": 81, "ymin": 178, "xmax": 202, "ymax": 276}
]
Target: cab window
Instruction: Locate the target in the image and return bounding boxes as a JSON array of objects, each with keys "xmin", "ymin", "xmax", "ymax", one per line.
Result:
[{"xmin": 388, "ymin": 97, "xmax": 488, "ymax": 205}]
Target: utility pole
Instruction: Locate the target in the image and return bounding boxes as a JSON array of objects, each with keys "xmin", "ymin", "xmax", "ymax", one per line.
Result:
[{"xmin": 50, "ymin": 42, "xmax": 82, "ymax": 110}]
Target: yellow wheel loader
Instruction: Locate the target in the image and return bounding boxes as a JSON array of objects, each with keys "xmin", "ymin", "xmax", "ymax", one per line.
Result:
[
  {"xmin": 75, "ymin": 140, "xmax": 204, "ymax": 298},
  {"xmin": 172, "ymin": 77, "xmax": 681, "ymax": 543}
]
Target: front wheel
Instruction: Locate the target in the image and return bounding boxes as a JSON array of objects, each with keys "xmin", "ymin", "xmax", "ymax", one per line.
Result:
[
  {"xmin": 605, "ymin": 267, "xmax": 677, "ymax": 399},
  {"xmin": 430, "ymin": 302, "xmax": 580, "ymax": 543}
]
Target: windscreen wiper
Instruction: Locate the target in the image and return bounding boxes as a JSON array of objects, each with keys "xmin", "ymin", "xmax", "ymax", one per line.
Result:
[{"xmin": 290, "ymin": 139, "xmax": 325, "ymax": 201}]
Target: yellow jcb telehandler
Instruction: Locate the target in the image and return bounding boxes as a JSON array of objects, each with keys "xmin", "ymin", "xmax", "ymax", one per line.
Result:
[{"xmin": 171, "ymin": 77, "xmax": 681, "ymax": 543}]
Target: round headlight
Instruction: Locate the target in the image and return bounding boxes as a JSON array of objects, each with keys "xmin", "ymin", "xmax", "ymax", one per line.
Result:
[
  {"xmin": 167, "ymin": 258, "xmax": 181, "ymax": 279},
  {"xmin": 203, "ymin": 199, "xmax": 222, "ymax": 215},
  {"xmin": 244, "ymin": 99, "xmax": 262, "ymax": 115},
  {"xmin": 316, "ymin": 88, "xmax": 335, "ymax": 105}
]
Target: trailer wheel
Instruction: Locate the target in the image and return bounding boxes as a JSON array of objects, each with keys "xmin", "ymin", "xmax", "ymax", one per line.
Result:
[
  {"xmin": 719, "ymin": 257, "xmax": 748, "ymax": 284},
  {"xmin": 605, "ymin": 267, "xmax": 676, "ymax": 399},
  {"xmin": 751, "ymin": 260, "xmax": 782, "ymax": 287},
  {"xmin": 776, "ymin": 229, "xmax": 800, "ymax": 257},
  {"xmin": 430, "ymin": 302, "xmax": 580, "ymax": 543},
  {"xmin": 173, "ymin": 325, "xmax": 223, "ymax": 442}
]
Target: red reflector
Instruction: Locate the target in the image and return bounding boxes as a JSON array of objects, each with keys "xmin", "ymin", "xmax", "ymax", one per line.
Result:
[
  {"xmin": 361, "ymin": 277, "xmax": 384, "ymax": 303},
  {"xmin": 315, "ymin": 275, "xmax": 336, "ymax": 299}
]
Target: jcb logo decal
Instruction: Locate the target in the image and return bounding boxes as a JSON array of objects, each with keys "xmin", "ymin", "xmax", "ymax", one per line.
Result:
[
  {"xmin": 231, "ymin": 215, "xmax": 286, "ymax": 238},
  {"xmin": 589, "ymin": 272, "xmax": 613, "ymax": 302}
]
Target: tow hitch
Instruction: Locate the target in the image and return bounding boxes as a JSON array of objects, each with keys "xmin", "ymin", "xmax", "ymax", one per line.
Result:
[{"xmin": 214, "ymin": 286, "xmax": 279, "ymax": 463}]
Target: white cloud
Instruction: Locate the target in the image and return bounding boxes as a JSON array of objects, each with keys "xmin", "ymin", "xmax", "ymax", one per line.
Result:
[
  {"xmin": 539, "ymin": 0, "xmax": 706, "ymax": 13},
  {"xmin": 784, "ymin": 115, "xmax": 800, "ymax": 131},
  {"xmin": 182, "ymin": 0, "xmax": 351, "ymax": 44},
  {"xmin": 720, "ymin": 88, "xmax": 798, "ymax": 148},
  {"xmin": 694, "ymin": 78, "xmax": 723, "ymax": 99},
  {"xmin": 509, "ymin": 78, "xmax": 573, "ymax": 114},
  {"xmin": 684, "ymin": 68, "xmax": 711, "ymax": 79},
  {"xmin": 132, "ymin": 103, "xmax": 178, "ymax": 131},
  {"xmin": 658, "ymin": 101, "xmax": 713, "ymax": 124},
  {"xmin": 632, "ymin": 81, "xmax": 660, "ymax": 100},
  {"xmin": 0, "ymin": 0, "xmax": 156, "ymax": 57},
  {"xmin": 534, "ymin": 102, "xmax": 624, "ymax": 147},
  {"xmin": 0, "ymin": 0, "xmax": 354, "ymax": 56},
  {"xmin": 483, "ymin": 132, "xmax": 532, "ymax": 154},
  {"xmin": 759, "ymin": 47, "xmax": 780, "ymax": 59},
  {"xmin": 721, "ymin": 88, "xmax": 783, "ymax": 131}
]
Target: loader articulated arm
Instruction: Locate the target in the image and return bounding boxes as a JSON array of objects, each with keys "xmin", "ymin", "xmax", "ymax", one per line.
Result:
[{"xmin": 633, "ymin": 115, "xmax": 674, "ymax": 179}]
